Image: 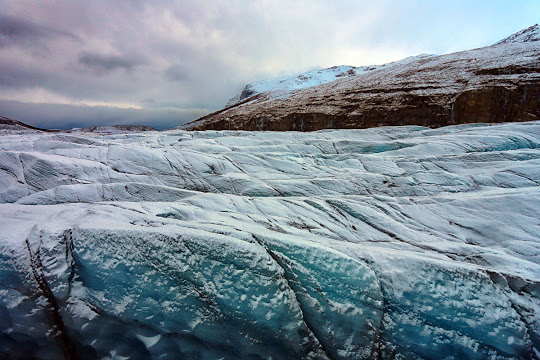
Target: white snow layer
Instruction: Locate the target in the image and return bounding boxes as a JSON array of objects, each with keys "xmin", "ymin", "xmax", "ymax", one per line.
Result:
[
  {"xmin": 495, "ymin": 24, "xmax": 540, "ymax": 45},
  {"xmin": 226, "ymin": 65, "xmax": 371, "ymax": 106},
  {"xmin": 0, "ymin": 121, "xmax": 539, "ymax": 359},
  {"xmin": 225, "ymin": 55, "xmax": 435, "ymax": 106}
]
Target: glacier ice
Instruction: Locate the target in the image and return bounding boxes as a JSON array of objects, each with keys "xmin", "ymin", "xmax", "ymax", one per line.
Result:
[{"xmin": 0, "ymin": 121, "xmax": 539, "ymax": 359}]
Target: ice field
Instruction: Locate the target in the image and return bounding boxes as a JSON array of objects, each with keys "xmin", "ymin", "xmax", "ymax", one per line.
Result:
[{"xmin": 1, "ymin": 122, "xmax": 539, "ymax": 359}]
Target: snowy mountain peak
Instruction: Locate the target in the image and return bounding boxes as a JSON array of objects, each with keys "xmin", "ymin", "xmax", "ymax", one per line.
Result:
[
  {"xmin": 222, "ymin": 25, "xmax": 540, "ymax": 111},
  {"xmin": 494, "ymin": 24, "xmax": 540, "ymax": 45},
  {"xmin": 226, "ymin": 55, "xmax": 436, "ymax": 107},
  {"xmin": 226, "ymin": 65, "xmax": 371, "ymax": 106}
]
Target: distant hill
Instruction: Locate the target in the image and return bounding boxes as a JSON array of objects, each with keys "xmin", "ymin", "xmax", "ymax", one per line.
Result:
[
  {"xmin": 66, "ymin": 125, "xmax": 157, "ymax": 134},
  {"xmin": 0, "ymin": 115, "xmax": 156, "ymax": 134},
  {"xmin": 0, "ymin": 115, "xmax": 56, "ymax": 132}
]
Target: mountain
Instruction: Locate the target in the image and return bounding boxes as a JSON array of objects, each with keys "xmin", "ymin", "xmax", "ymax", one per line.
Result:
[
  {"xmin": 224, "ymin": 65, "xmax": 367, "ymax": 107},
  {"xmin": 1, "ymin": 121, "xmax": 539, "ymax": 358},
  {"xmin": 182, "ymin": 25, "xmax": 540, "ymax": 131}
]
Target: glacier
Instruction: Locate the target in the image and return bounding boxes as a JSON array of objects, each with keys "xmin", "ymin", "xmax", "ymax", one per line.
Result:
[{"xmin": 0, "ymin": 121, "xmax": 539, "ymax": 359}]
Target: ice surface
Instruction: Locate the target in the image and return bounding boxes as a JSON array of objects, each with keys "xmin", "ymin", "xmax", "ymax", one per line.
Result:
[{"xmin": 0, "ymin": 121, "xmax": 539, "ymax": 359}]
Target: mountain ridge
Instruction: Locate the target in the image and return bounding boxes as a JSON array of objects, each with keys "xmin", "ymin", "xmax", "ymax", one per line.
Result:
[
  {"xmin": 225, "ymin": 55, "xmax": 436, "ymax": 108},
  {"xmin": 182, "ymin": 25, "xmax": 540, "ymax": 131},
  {"xmin": 494, "ymin": 24, "xmax": 540, "ymax": 45}
]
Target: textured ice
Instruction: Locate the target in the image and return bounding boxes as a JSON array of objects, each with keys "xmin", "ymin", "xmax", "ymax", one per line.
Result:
[{"xmin": 0, "ymin": 121, "xmax": 539, "ymax": 359}]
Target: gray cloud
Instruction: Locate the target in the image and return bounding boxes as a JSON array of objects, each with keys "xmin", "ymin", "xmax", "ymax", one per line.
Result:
[
  {"xmin": 0, "ymin": 63, "xmax": 46, "ymax": 88},
  {"xmin": 77, "ymin": 52, "xmax": 141, "ymax": 74},
  {"xmin": 164, "ymin": 64, "xmax": 191, "ymax": 82},
  {"xmin": 0, "ymin": 14, "xmax": 77, "ymax": 46},
  {"xmin": 0, "ymin": 0, "xmax": 538, "ymax": 129}
]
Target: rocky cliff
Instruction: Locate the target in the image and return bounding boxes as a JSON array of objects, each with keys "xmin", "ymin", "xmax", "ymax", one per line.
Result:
[{"xmin": 182, "ymin": 25, "xmax": 540, "ymax": 131}]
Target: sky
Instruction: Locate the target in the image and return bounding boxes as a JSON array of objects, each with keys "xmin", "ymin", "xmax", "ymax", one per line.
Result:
[{"xmin": 0, "ymin": 0, "xmax": 538, "ymax": 130}]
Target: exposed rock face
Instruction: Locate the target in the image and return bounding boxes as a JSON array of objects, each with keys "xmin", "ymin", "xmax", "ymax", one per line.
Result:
[
  {"xmin": 453, "ymin": 85, "xmax": 540, "ymax": 125},
  {"xmin": 182, "ymin": 25, "xmax": 540, "ymax": 131}
]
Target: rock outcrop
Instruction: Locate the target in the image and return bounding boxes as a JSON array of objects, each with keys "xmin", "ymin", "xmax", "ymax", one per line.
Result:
[
  {"xmin": 0, "ymin": 115, "xmax": 54, "ymax": 132},
  {"xmin": 182, "ymin": 25, "xmax": 540, "ymax": 131}
]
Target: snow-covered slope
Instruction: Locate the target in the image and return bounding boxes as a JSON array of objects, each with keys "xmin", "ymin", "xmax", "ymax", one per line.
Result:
[
  {"xmin": 495, "ymin": 24, "xmax": 540, "ymax": 45},
  {"xmin": 1, "ymin": 121, "xmax": 539, "ymax": 359},
  {"xmin": 226, "ymin": 56, "xmax": 434, "ymax": 107},
  {"xmin": 0, "ymin": 115, "xmax": 52, "ymax": 134},
  {"xmin": 227, "ymin": 65, "xmax": 375, "ymax": 107},
  {"xmin": 184, "ymin": 25, "xmax": 540, "ymax": 131}
]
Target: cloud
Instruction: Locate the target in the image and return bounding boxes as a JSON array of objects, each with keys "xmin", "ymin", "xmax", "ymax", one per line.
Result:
[
  {"xmin": 0, "ymin": 14, "xmax": 77, "ymax": 47},
  {"xmin": 77, "ymin": 51, "xmax": 141, "ymax": 74},
  {"xmin": 0, "ymin": 63, "xmax": 46, "ymax": 88},
  {"xmin": 164, "ymin": 64, "xmax": 191, "ymax": 82},
  {"xmin": 0, "ymin": 100, "xmax": 208, "ymax": 130},
  {"xmin": 0, "ymin": 87, "xmax": 142, "ymax": 109}
]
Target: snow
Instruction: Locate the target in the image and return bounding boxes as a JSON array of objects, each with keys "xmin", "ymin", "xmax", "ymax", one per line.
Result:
[
  {"xmin": 225, "ymin": 55, "xmax": 435, "ymax": 107},
  {"xmin": 0, "ymin": 121, "xmax": 539, "ymax": 359},
  {"xmin": 494, "ymin": 24, "xmax": 540, "ymax": 45},
  {"xmin": 226, "ymin": 65, "xmax": 372, "ymax": 106}
]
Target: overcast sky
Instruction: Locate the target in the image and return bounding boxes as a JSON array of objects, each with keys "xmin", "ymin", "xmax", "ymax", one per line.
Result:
[{"xmin": 0, "ymin": 0, "xmax": 538, "ymax": 129}]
